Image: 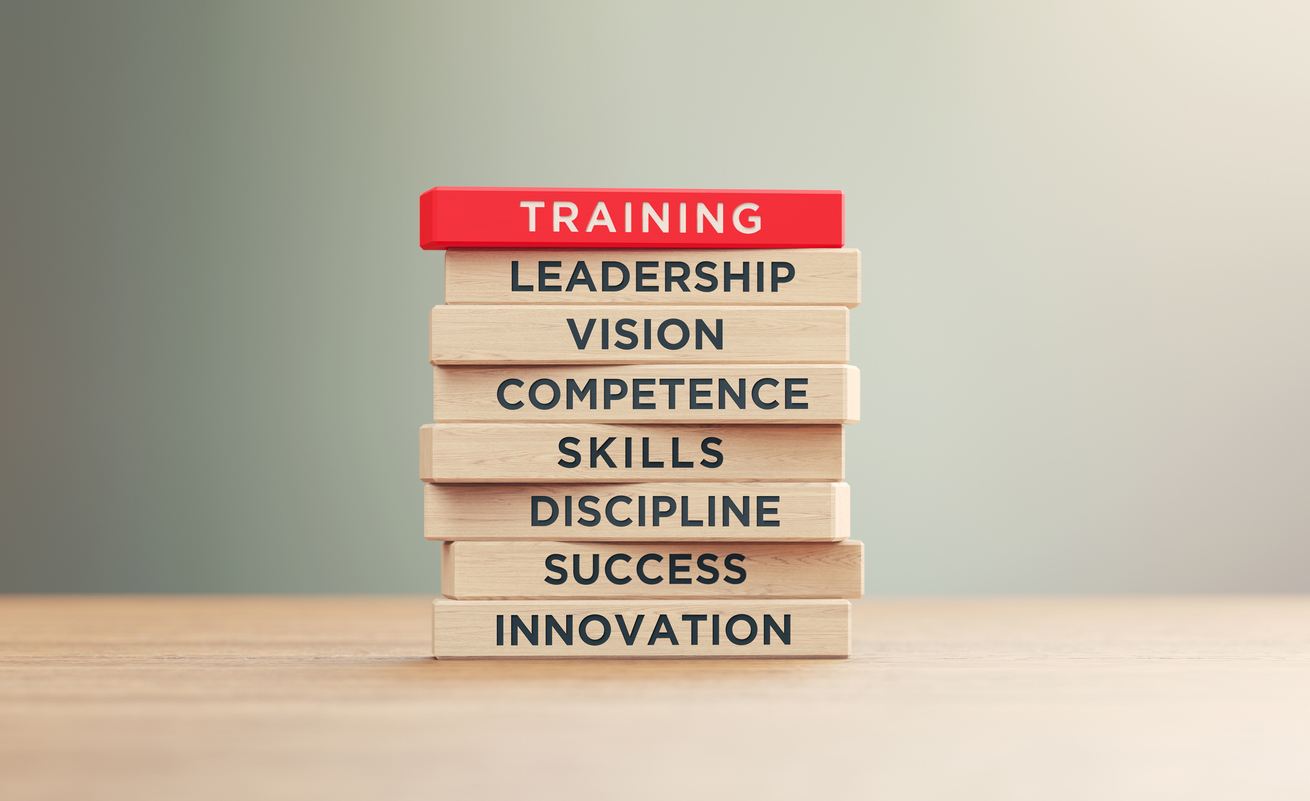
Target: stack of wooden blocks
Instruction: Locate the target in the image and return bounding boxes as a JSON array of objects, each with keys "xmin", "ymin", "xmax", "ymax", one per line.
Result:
[{"xmin": 419, "ymin": 187, "xmax": 861, "ymax": 658}]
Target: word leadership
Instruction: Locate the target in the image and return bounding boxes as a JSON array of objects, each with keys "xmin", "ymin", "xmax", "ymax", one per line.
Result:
[{"xmin": 509, "ymin": 259, "xmax": 799, "ymax": 295}]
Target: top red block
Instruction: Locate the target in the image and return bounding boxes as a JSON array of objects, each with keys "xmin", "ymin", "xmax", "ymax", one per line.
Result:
[{"xmin": 419, "ymin": 187, "xmax": 844, "ymax": 249}]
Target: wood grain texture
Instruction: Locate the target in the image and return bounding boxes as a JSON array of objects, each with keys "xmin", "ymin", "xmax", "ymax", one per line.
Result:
[
  {"xmin": 4, "ymin": 596, "xmax": 1310, "ymax": 800},
  {"xmin": 444, "ymin": 248, "xmax": 861, "ymax": 306},
  {"xmin": 419, "ymin": 423, "xmax": 843, "ymax": 482},
  {"xmin": 429, "ymin": 305, "xmax": 849, "ymax": 364},
  {"xmin": 441, "ymin": 540, "xmax": 864, "ymax": 600},
  {"xmin": 432, "ymin": 599, "xmax": 851, "ymax": 658},
  {"xmin": 433, "ymin": 364, "xmax": 859, "ymax": 423},
  {"xmin": 424, "ymin": 481, "xmax": 850, "ymax": 541}
]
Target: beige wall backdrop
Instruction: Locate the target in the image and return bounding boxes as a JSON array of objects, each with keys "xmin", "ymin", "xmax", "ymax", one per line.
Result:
[{"xmin": 2, "ymin": 1, "xmax": 1308, "ymax": 592}]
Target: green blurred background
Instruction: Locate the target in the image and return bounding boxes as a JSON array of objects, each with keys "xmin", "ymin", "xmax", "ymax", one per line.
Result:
[{"xmin": 2, "ymin": 1, "xmax": 1307, "ymax": 593}]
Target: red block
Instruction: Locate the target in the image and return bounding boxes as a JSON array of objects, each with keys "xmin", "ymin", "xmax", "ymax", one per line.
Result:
[{"xmin": 419, "ymin": 187, "xmax": 844, "ymax": 249}]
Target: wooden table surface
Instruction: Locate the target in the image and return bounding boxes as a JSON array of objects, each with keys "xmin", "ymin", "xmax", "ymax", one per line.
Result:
[{"xmin": 2, "ymin": 596, "xmax": 1308, "ymax": 800}]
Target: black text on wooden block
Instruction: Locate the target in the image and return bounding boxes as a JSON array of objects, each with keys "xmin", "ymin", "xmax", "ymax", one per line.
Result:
[
  {"xmin": 419, "ymin": 423, "xmax": 844, "ymax": 482},
  {"xmin": 443, "ymin": 248, "xmax": 860, "ymax": 306},
  {"xmin": 424, "ymin": 482, "xmax": 850, "ymax": 541},
  {"xmin": 432, "ymin": 599, "xmax": 851, "ymax": 659},
  {"xmin": 441, "ymin": 540, "xmax": 864, "ymax": 600},
  {"xmin": 429, "ymin": 306, "xmax": 848, "ymax": 365},
  {"xmin": 433, "ymin": 364, "xmax": 859, "ymax": 424}
]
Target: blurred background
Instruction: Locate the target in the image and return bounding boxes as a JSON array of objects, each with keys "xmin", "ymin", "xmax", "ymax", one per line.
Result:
[{"xmin": 2, "ymin": 1, "xmax": 1307, "ymax": 593}]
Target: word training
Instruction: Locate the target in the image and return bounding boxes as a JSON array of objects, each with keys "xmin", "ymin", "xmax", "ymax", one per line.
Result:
[
  {"xmin": 520, "ymin": 200, "xmax": 761, "ymax": 235},
  {"xmin": 419, "ymin": 187, "xmax": 845, "ymax": 249}
]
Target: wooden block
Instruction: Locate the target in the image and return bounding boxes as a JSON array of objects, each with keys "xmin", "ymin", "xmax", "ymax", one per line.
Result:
[
  {"xmin": 433, "ymin": 364, "xmax": 859, "ymax": 424},
  {"xmin": 429, "ymin": 305, "xmax": 848, "ymax": 365},
  {"xmin": 424, "ymin": 482, "xmax": 850, "ymax": 542},
  {"xmin": 419, "ymin": 423, "xmax": 843, "ymax": 482},
  {"xmin": 441, "ymin": 540, "xmax": 864, "ymax": 600},
  {"xmin": 432, "ymin": 599, "xmax": 851, "ymax": 659},
  {"xmin": 420, "ymin": 187, "xmax": 843, "ymax": 249},
  {"xmin": 443, "ymin": 249, "xmax": 860, "ymax": 306}
]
